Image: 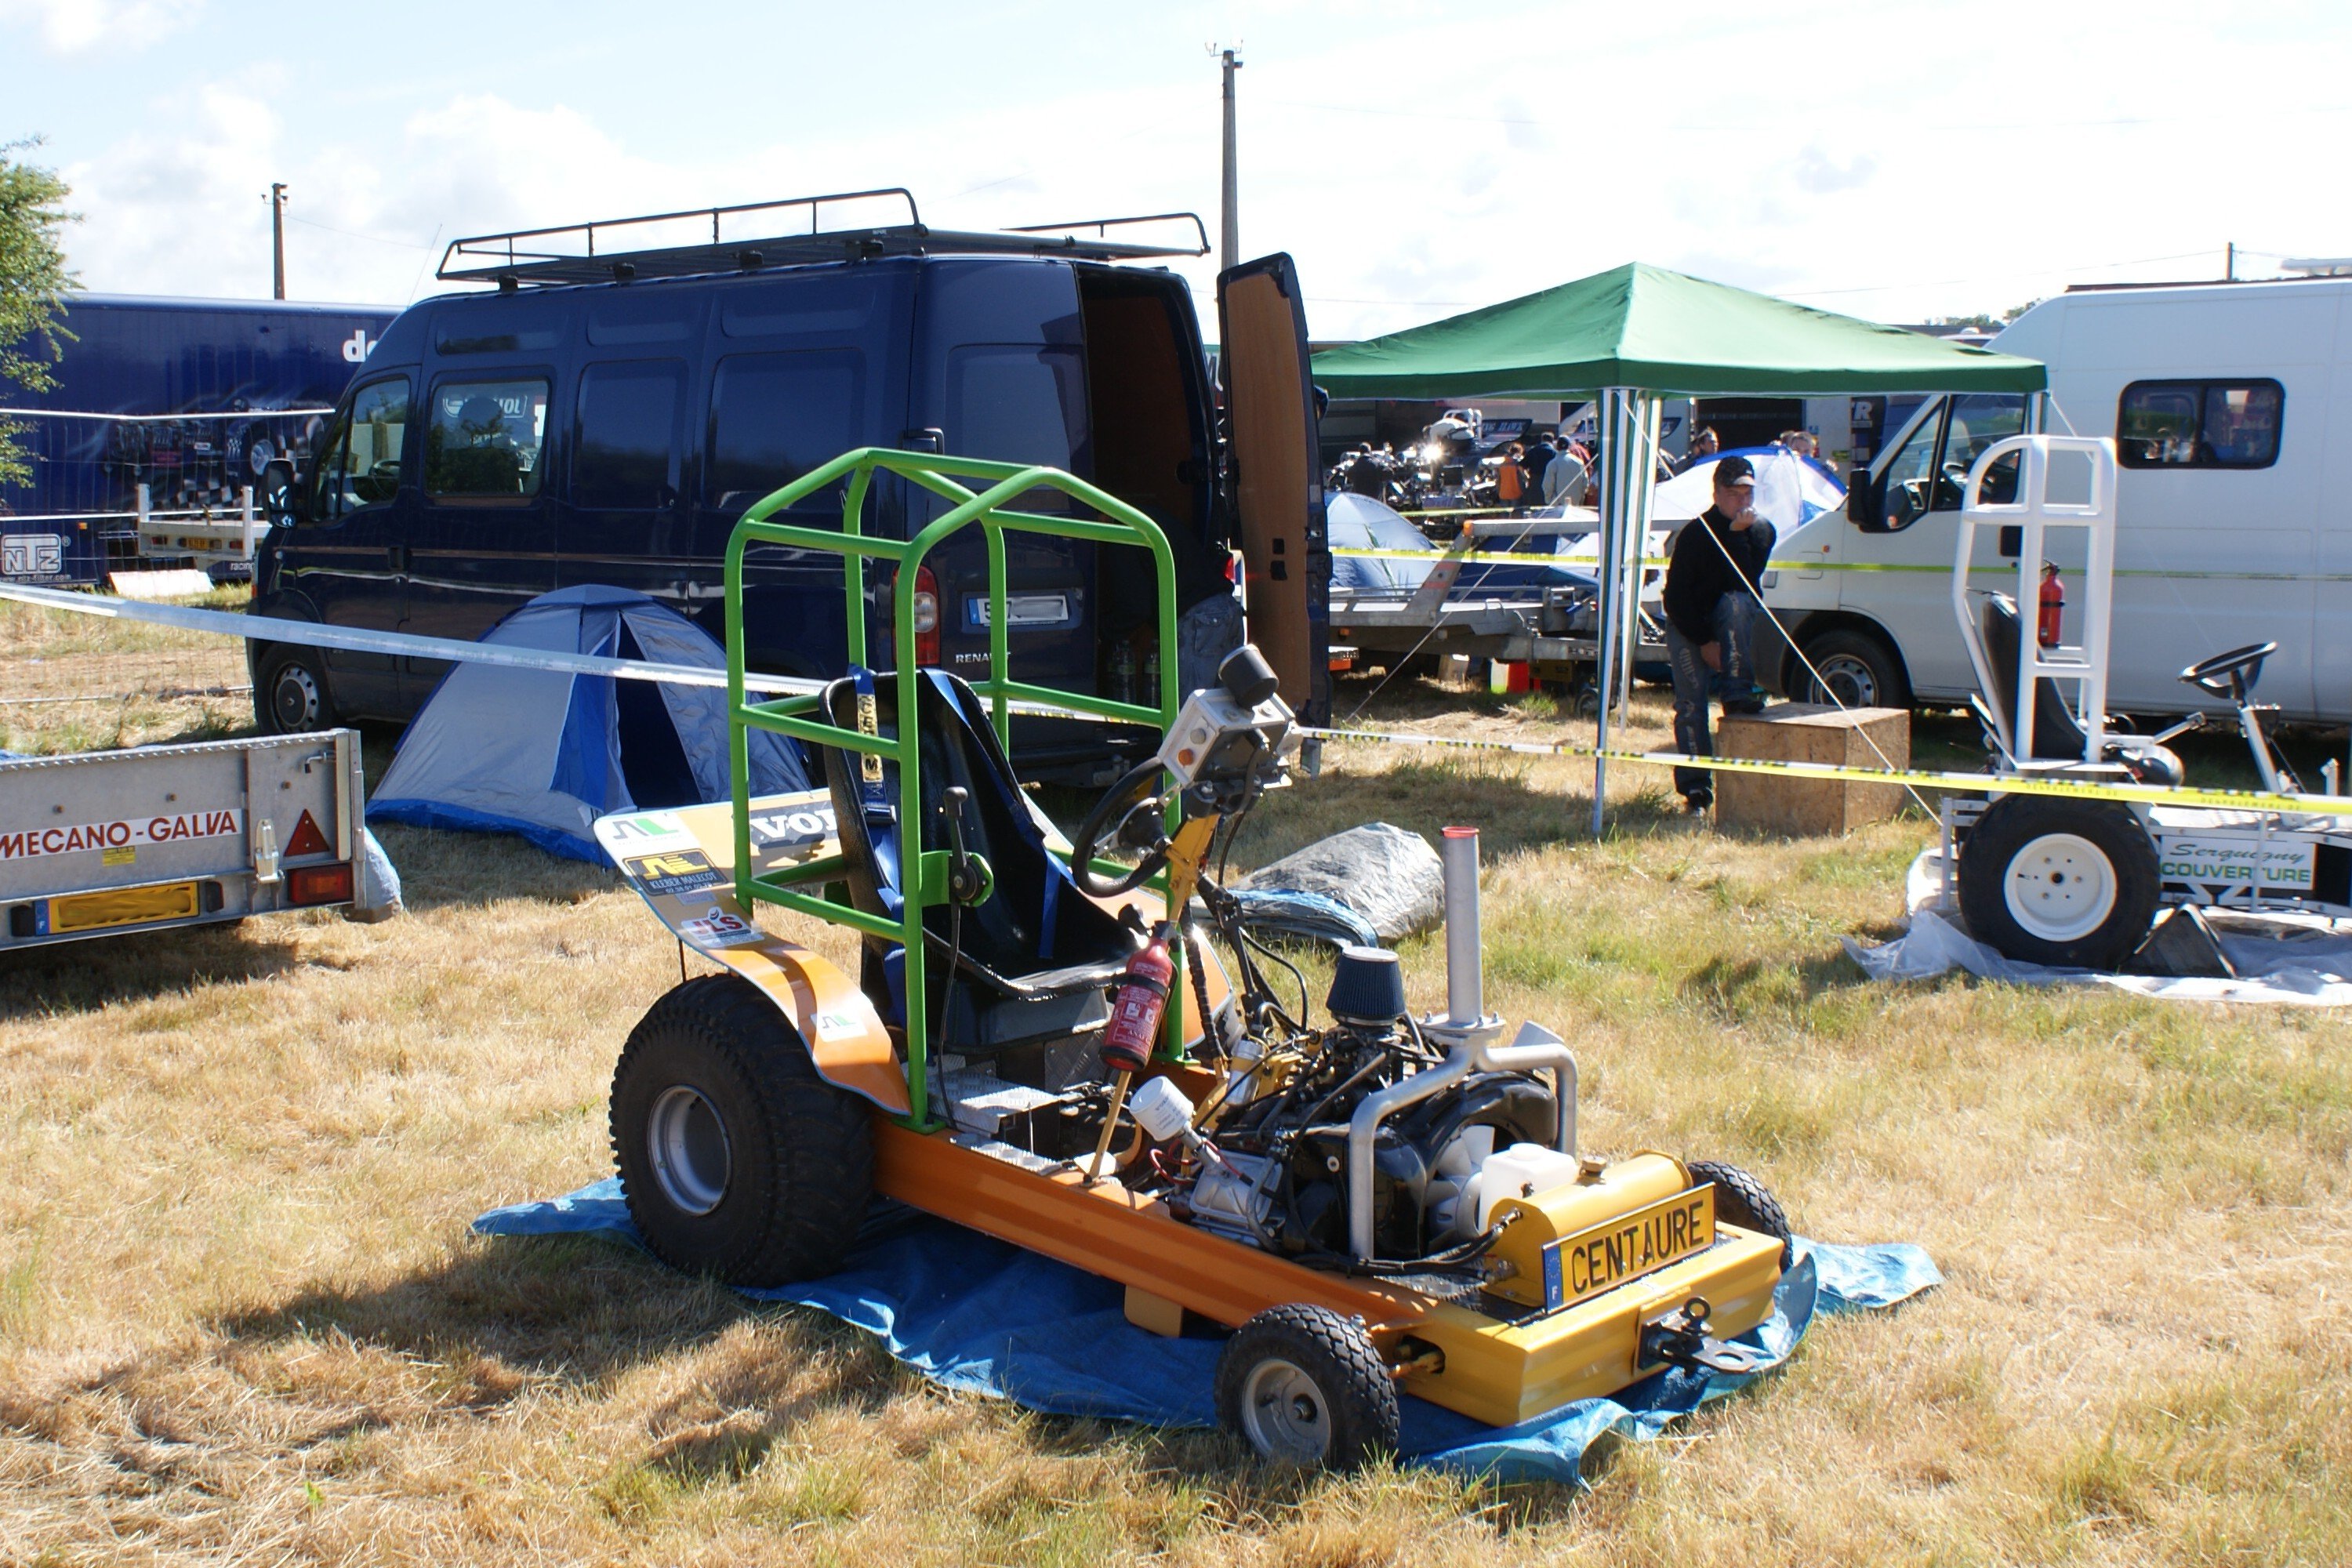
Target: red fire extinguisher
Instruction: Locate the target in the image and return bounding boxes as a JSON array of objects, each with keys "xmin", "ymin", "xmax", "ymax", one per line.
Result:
[
  {"xmin": 2038, "ymin": 561, "xmax": 2064, "ymax": 648},
  {"xmin": 1100, "ymin": 924, "xmax": 1176, "ymax": 1073}
]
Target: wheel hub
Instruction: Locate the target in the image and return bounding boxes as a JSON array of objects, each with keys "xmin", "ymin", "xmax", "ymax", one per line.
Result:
[
  {"xmin": 2002, "ymin": 831, "xmax": 2118, "ymax": 943},
  {"xmin": 647, "ymin": 1084, "xmax": 731, "ymax": 1216},
  {"xmin": 1813, "ymin": 654, "xmax": 1877, "ymax": 706},
  {"xmin": 1240, "ymin": 1357, "xmax": 1330, "ymax": 1463},
  {"xmin": 271, "ymin": 665, "xmax": 321, "ymax": 729}
]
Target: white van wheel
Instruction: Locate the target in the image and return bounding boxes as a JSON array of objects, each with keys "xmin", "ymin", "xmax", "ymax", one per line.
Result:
[
  {"xmin": 2001, "ymin": 831, "xmax": 2118, "ymax": 942},
  {"xmin": 1799, "ymin": 628, "xmax": 1908, "ymax": 709}
]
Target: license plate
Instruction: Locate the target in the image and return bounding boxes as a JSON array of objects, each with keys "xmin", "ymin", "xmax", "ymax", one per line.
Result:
[
  {"xmin": 51, "ymin": 880, "xmax": 201, "ymax": 934},
  {"xmin": 964, "ymin": 593, "xmax": 1071, "ymax": 630},
  {"xmin": 1541, "ymin": 1185, "xmax": 1716, "ymax": 1311}
]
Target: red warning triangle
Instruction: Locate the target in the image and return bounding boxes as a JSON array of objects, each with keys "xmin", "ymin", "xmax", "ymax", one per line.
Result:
[{"xmin": 285, "ymin": 809, "xmax": 332, "ymax": 858}]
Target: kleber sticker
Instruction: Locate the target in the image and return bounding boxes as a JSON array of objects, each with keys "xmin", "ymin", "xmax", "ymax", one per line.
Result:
[
  {"xmin": 0, "ymin": 809, "xmax": 242, "ymax": 861},
  {"xmin": 622, "ymin": 848, "xmax": 725, "ymax": 897}
]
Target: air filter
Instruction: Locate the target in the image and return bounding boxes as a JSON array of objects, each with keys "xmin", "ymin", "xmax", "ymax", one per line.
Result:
[{"xmin": 1327, "ymin": 944, "xmax": 1408, "ymax": 1026}]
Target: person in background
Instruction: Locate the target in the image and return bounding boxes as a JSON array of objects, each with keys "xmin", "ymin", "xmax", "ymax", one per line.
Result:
[
  {"xmin": 1522, "ymin": 434, "xmax": 1555, "ymax": 499},
  {"xmin": 1674, "ymin": 425, "xmax": 1722, "ymax": 475},
  {"xmin": 1543, "ymin": 434, "xmax": 1588, "ymax": 506},
  {"xmin": 1494, "ymin": 441, "xmax": 1526, "ymax": 512},
  {"xmin": 1660, "ymin": 454, "xmax": 1774, "ymax": 814}
]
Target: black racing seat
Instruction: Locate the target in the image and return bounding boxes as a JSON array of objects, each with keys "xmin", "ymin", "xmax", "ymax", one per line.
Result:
[
  {"xmin": 818, "ymin": 668, "xmax": 1140, "ymax": 1052},
  {"xmin": 1976, "ymin": 593, "xmax": 2184, "ymax": 786}
]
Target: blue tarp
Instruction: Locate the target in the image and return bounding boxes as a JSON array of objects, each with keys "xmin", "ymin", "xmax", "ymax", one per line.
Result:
[
  {"xmin": 368, "ymin": 586, "xmax": 808, "ymax": 862},
  {"xmin": 475, "ymin": 1178, "xmax": 1939, "ymax": 1483}
]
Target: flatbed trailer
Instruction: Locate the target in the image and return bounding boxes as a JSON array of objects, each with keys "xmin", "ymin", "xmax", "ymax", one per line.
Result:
[{"xmin": 0, "ymin": 728, "xmax": 394, "ymax": 948}]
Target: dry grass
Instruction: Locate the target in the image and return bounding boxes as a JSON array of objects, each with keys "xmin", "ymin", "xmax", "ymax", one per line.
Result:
[{"xmin": 0, "ymin": 628, "xmax": 2347, "ymax": 1566}]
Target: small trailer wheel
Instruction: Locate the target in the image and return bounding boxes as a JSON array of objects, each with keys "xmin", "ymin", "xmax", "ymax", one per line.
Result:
[
  {"xmin": 1687, "ymin": 1159, "xmax": 1794, "ymax": 1269},
  {"xmin": 610, "ymin": 975, "xmax": 872, "ymax": 1287},
  {"xmin": 1956, "ymin": 793, "xmax": 2160, "ymax": 969},
  {"xmin": 1214, "ymin": 1304, "xmax": 1399, "ymax": 1469}
]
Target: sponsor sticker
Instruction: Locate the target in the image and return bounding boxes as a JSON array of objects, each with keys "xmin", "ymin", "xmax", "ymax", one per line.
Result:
[
  {"xmin": 812, "ymin": 1008, "xmax": 867, "ymax": 1042},
  {"xmin": 748, "ymin": 804, "xmax": 837, "ymax": 852},
  {"xmin": 679, "ymin": 910, "xmax": 764, "ymax": 948},
  {"xmin": 596, "ymin": 810, "xmax": 696, "ymax": 854},
  {"xmin": 2157, "ymin": 833, "xmax": 2318, "ymax": 890},
  {"xmin": 622, "ymin": 849, "xmax": 725, "ymax": 897},
  {"xmin": 0, "ymin": 808, "xmax": 242, "ymax": 862}
]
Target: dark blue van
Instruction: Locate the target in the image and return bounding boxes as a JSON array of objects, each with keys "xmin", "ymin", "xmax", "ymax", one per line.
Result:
[{"xmin": 249, "ymin": 191, "xmax": 1327, "ymax": 775}]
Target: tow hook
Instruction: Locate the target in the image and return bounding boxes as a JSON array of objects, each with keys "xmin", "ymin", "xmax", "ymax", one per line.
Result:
[{"xmin": 1639, "ymin": 1297, "xmax": 1763, "ymax": 1375}]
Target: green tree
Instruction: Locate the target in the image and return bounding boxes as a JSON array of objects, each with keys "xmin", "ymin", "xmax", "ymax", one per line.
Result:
[{"xmin": 0, "ymin": 140, "xmax": 78, "ymax": 491}]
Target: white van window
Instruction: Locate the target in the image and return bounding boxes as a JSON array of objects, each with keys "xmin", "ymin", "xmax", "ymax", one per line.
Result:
[
  {"xmin": 2118, "ymin": 379, "xmax": 2283, "ymax": 469},
  {"xmin": 307, "ymin": 377, "xmax": 409, "ymax": 524},
  {"xmin": 1878, "ymin": 408, "xmax": 1942, "ymax": 530},
  {"xmin": 1935, "ymin": 394, "xmax": 2025, "ymax": 509},
  {"xmin": 425, "ymin": 378, "xmax": 550, "ymax": 498},
  {"xmin": 573, "ymin": 360, "xmax": 683, "ymax": 510}
]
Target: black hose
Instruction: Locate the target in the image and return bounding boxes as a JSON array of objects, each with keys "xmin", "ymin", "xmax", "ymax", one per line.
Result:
[{"xmin": 1069, "ymin": 757, "xmax": 1170, "ymax": 898}]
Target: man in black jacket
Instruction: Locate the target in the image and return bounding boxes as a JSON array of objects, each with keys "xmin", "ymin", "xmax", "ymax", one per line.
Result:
[{"xmin": 1661, "ymin": 454, "xmax": 1774, "ymax": 812}]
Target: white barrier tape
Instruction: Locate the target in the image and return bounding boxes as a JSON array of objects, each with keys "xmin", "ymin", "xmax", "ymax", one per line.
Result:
[
  {"xmin": 1303, "ymin": 724, "xmax": 2352, "ymax": 818},
  {"xmin": 0, "ymin": 581, "xmax": 1142, "ymax": 724}
]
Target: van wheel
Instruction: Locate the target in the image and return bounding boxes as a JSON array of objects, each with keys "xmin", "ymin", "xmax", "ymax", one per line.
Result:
[
  {"xmin": 256, "ymin": 644, "xmax": 338, "ymax": 734},
  {"xmin": 1956, "ymin": 794, "xmax": 2160, "ymax": 968},
  {"xmin": 1799, "ymin": 628, "xmax": 1908, "ymax": 710},
  {"xmin": 610, "ymin": 975, "xmax": 872, "ymax": 1287}
]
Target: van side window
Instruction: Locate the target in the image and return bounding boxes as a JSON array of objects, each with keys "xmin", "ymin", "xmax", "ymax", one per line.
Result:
[
  {"xmin": 706, "ymin": 351, "xmax": 861, "ymax": 515},
  {"xmin": 1933, "ymin": 393, "xmax": 2025, "ymax": 510},
  {"xmin": 573, "ymin": 360, "xmax": 684, "ymax": 510},
  {"xmin": 1877, "ymin": 407, "xmax": 1943, "ymax": 531},
  {"xmin": 2118, "ymin": 379, "xmax": 2283, "ymax": 469},
  {"xmin": 425, "ymin": 377, "xmax": 551, "ymax": 498},
  {"xmin": 306, "ymin": 376, "xmax": 410, "ymax": 524}
]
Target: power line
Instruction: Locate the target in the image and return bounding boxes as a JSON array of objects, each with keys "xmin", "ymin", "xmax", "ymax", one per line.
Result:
[
  {"xmin": 1779, "ymin": 249, "xmax": 2228, "ymax": 299},
  {"xmin": 284, "ymin": 213, "xmax": 435, "ymax": 250}
]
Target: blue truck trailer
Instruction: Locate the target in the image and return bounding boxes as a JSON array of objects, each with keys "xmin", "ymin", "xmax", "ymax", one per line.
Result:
[{"xmin": 0, "ymin": 294, "xmax": 397, "ymax": 585}]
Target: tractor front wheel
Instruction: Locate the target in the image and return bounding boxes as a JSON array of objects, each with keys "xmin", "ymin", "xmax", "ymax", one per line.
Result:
[
  {"xmin": 610, "ymin": 975, "xmax": 871, "ymax": 1287},
  {"xmin": 1957, "ymin": 794, "xmax": 2160, "ymax": 969}
]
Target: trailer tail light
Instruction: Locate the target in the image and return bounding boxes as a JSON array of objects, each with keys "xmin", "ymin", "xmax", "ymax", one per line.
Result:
[
  {"xmin": 286, "ymin": 862, "xmax": 354, "ymax": 907},
  {"xmin": 912, "ymin": 565, "xmax": 941, "ymax": 666}
]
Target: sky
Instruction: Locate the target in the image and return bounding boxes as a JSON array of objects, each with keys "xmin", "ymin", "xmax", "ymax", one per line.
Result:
[{"xmin": 3, "ymin": 0, "xmax": 2347, "ymax": 341}]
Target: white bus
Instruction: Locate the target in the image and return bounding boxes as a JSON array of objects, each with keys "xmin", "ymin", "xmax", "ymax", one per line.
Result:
[{"xmin": 1760, "ymin": 277, "xmax": 2349, "ymax": 724}]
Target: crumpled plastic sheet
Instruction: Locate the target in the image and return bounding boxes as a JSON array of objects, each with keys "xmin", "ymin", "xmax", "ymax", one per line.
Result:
[
  {"xmin": 1227, "ymin": 887, "xmax": 1381, "ymax": 949},
  {"xmin": 474, "ymin": 1180, "xmax": 1940, "ymax": 1485},
  {"xmin": 1236, "ymin": 822, "xmax": 1445, "ymax": 942},
  {"xmin": 1842, "ymin": 849, "xmax": 2352, "ymax": 1004}
]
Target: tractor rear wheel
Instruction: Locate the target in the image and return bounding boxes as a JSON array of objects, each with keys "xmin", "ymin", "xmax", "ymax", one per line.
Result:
[
  {"xmin": 1957, "ymin": 793, "xmax": 2160, "ymax": 969},
  {"xmin": 1687, "ymin": 1160, "xmax": 1794, "ymax": 1269},
  {"xmin": 610, "ymin": 974, "xmax": 871, "ymax": 1287},
  {"xmin": 1214, "ymin": 1304, "xmax": 1399, "ymax": 1469}
]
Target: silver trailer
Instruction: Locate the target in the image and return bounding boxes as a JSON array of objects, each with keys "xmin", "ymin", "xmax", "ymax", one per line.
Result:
[{"xmin": 0, "ymin": 728, "xmax": 393, "ymax": 948}]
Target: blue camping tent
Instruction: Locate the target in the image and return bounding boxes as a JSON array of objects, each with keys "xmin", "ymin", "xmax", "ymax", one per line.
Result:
[{"xmin": 368, "ymin": 585, "xmax": 810, "ymax": 861}]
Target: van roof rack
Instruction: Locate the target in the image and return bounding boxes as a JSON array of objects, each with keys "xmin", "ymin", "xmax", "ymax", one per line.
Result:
[{"xmin": 437, "ymin": 190, "xmax": 1210, "ymax": 288}]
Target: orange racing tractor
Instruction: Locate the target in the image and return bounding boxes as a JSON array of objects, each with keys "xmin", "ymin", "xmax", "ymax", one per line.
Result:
[{"xmin": 595, "ymin": 448, "xmax": 1793, "ymax": 1467}]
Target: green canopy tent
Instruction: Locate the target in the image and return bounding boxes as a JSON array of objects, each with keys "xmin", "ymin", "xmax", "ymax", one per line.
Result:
[{"xmin": 1310, "ymin": 262, "xmax": 2047, "ymax": 831}]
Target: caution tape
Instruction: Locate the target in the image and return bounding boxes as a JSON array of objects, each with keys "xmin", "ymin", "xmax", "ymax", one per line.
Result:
[
  {"xmin": 1302, "ymin": 723, "xmax": 2352, "ymax": 819},
  {"xmin": 4, "ymin": 579, "xmax": 2342, "ymax": 819}
]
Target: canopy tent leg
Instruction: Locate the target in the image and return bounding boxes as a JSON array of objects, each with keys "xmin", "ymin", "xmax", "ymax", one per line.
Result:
[{"xmin": 1592, "ymin": 387, "xmax": 1660, "ymax": 837}]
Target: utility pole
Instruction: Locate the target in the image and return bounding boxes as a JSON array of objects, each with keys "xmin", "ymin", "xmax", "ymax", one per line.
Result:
[
  {"xmin": 2225, "ymin": 240, "xmax": 2236, "ymax": 281},
  {"xmin": 1216, "ymin": 46, "xmax": 1242, "ymax": 274},
  {"xmin": 268, "ymin": 183, "xmax": 288, "ymax": 299}
]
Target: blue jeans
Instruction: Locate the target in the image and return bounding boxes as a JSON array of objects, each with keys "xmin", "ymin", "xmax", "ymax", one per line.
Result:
[{"xmin": 1665, "ymin": 593, "xmax": 1760, "ymax": 798}]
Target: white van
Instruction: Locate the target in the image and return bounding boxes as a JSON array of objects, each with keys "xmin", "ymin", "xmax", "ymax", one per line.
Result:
[{"xmin": 1759, "ymin": 277, "xmax": 2348, "ymax": 724}]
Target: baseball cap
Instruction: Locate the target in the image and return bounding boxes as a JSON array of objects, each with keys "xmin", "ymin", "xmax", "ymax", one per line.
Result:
[{"xmin": 1713, "ymin": 454, "xmax": 1756, "ymax": 487}]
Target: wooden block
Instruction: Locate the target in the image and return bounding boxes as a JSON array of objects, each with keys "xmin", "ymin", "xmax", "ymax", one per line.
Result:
[{"xmin": 1713, "ymin": 702, "xmax": 1911, "ymax": 837}]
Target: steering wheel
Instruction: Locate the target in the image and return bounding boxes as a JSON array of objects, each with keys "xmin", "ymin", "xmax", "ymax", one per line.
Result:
[
  {"xmin": 2181, "ymin": 642, "xmax": 2276, "ymax": 699},
  {"xmin": 1069, "ymin": 757, "xmax": 1172, "ymax": 898}
]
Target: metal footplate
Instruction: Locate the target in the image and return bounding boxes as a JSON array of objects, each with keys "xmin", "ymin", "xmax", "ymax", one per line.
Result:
[{"xmin": 1639, "ymin": 1296, "xmax": 1765, "ymax": 1376}]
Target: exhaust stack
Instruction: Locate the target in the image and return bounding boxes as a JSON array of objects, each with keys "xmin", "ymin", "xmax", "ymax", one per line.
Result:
[{"xmin": 1440, "ymin": 826, "xmax": 1486, "ymax": 1027}]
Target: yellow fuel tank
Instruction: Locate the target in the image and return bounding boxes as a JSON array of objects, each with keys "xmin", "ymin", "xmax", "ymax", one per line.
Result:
[{"xmin": 1483, "ymin": 1151, "xmax": 1700, "ymax": 1311}]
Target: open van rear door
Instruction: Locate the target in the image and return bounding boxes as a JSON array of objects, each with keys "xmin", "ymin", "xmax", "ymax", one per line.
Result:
[{"xmin": 1218, "ymin": 255, "xmax": 1330, "ymax": 724}]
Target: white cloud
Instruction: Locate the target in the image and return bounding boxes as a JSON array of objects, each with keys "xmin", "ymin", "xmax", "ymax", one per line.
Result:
[{"xmin": 0, "ymin": 0, "xmax": 203, "ymax": 54}]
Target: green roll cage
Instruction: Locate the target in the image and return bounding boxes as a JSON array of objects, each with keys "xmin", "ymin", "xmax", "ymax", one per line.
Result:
[{"xmin": 724, "ymin": 448, "xmax": 1182, "ymax": 1128}]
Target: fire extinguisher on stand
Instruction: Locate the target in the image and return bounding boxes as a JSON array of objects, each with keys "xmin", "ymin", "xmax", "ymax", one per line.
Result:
[{"xmin": 2038, "ymin": 561, "xmax": 2064, "ymax": 648}]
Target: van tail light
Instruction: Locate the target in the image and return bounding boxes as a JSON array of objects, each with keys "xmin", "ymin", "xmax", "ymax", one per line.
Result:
[
  {"xmin": 287, "ymin": 862, "xmax": 354, "ymax": 907},
  {"xmin": 912, "ymin": 565, "xmax": 941, "ymax": 666}
]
